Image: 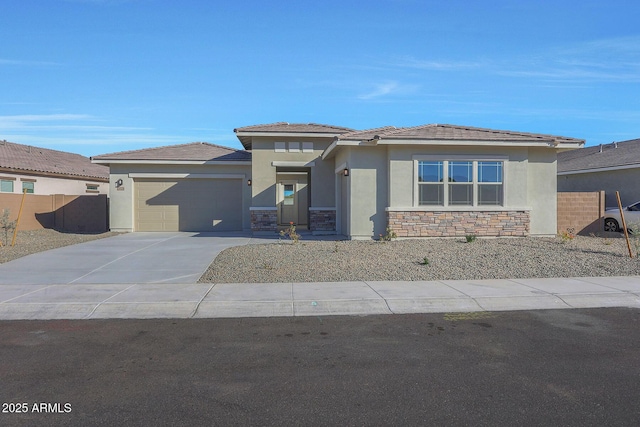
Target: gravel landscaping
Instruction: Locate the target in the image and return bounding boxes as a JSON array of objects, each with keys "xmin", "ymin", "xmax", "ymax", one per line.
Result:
[
  {"xmin": 0, "ymin": 229, "xmax": 120, "ymax": 264},
  {"xmin": 199, "ymin": 235, "xmax": 640, "ymax": 283}
]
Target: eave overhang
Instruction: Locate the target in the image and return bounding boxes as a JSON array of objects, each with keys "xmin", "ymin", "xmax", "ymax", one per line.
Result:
[
  {"xmin": 234, "ymin": 130, "xmax": 346, "ymax": 150},
  {"xmin": 91, "ymin": 159, "xmax": 251, "ymax": 166},
  {"xmin": 322, "ymin": 138, "xmax": 584, "ymax": 160}
]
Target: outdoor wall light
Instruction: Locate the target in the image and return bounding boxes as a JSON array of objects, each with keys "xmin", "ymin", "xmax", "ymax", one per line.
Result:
[
  {"xmin": 115, "ymin": 179, "xmax": 123, "ymax": 187},
  {"xmin": 247, "ymin": 179, "xmax": 252, "ymax": 186},
  {"xmin": 343, "ymin": 168, "xmax": 349, "ymax": 177}
]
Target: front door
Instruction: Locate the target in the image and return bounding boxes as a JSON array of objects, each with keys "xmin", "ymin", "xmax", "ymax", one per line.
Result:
[{"xmin": 279, "ymin": 181, "xmax": 298, "ymax": 225}]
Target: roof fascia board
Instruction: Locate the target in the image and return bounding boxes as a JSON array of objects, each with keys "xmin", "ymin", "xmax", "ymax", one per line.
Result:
[
  {"xmin": 234, "ymin": 131, "xmax": 341, "ymax": 139},
  {"xmin": 321, "ymin": 140, "xmax": 339, "ymax": 160},
  {"xmin": 271, "ymin": 161, "xmax": 316, "ymax": 167},
  {"xmin": 558, "ymin": 163, "xmax": 640, "ymax": 175},
  {"xmin": 378, "ymin": 139, "xmax": 562, "ymax": 147},
  {"xmin": 92, "ymin": 159, "xmax": 250, "ymax": 165},
  {"xmin": 0, "ymin": 167, "xmax": 108, "ymax": 182},
  {"xmin": 322, "ymin": 140, "xmax": 372, "ymax": 160},
  {"xmin": 555, "ymin": 142, "xmax": 585, "ymax": 149},
  {"xmin": 128, "ymin": 173, "xmax": 246, "ymax": 179},
  {"xmin": 323, "ymin": 139, "xmax": 576, "ymax": 158}
]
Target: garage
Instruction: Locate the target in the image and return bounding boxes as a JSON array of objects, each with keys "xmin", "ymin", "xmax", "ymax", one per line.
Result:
[{"xmin": 134, "ymin": 178, "xmax": 242, "ymax": 231}]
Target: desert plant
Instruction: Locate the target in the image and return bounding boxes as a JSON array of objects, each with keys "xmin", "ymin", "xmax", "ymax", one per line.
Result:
[
  {"xmin": 379, "ymin": 226, "xmax": 397, "ymax": 242},
  {"xmin": 279, "ymin": 222, "xmax": 300, "ymax": 243},
  {"xmin": 1, "ymin": 209, "xmax": 17, "ymax": 245},
  {"xmin": 420, "ymin": 257, "xmax": 430, "ymax": 266},
  {"xmin": 559, "ymin": 227, "xmax": 576, "ymax": 243},
  {"xmin": 628, "ymin": 223, "xmax": 640, "ymax": 258},
  {"xmin": 465, "ymin": 234, "xmax": 477, "ymax": 243}
]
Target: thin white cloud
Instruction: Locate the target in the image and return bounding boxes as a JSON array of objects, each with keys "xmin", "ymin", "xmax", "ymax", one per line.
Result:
[
  {"xmin": 0, "ymin": 114, "xmax": 95, "ymax": 130},
  {"xmin": 0, "ymin": 58, "xmax": 60, "ymax": 67},
  {"xmin": 0, "ymin": 114, "xmax": 93, "ymax": 122},
  {"xmin": 391, "ymin": 57, "xmax": 483, "ymax": 71},
  {"xmin": 497, "ymin": 36, "xmax": 640, "ymax": 83},
  {"xmin": 357, "ymin": 81, "xmax": 420, "ymax": 100}
]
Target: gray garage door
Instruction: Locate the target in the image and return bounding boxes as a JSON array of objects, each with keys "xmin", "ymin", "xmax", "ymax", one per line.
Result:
[{"xmin": 134, "ymin": 179, "xmax": 242, "ymax": 231}]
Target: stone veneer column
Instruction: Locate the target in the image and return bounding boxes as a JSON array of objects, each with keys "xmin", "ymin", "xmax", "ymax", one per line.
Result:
[
  {"xmin": 309, "ymin": 208, "xmax": 336, "ymax": 233},
  {"xmin": 250, "ymin": 208, "xmax": 278, "ymax": 232},
  {"xmin": 386, "ymin": 210, "xmax": 530, "ymax": 237}
]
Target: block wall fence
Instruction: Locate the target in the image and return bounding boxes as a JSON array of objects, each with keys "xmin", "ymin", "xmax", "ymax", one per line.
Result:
[{"xmin": 557, "ymin": 191, "xmax": 605, "ymax": 235}]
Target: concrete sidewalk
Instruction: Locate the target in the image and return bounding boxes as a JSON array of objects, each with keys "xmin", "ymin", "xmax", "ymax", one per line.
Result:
[{"xmin": 1, "ymin": 276, "xmax": 639, "ymax": 320}]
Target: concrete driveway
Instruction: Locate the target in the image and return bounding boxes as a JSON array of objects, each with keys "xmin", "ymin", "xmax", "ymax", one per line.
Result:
[{"xmin": 0, "ymin": 232, "xmax": 260, "ymax": 285}]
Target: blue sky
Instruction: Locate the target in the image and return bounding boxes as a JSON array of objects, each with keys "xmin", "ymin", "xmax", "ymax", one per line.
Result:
[{"xmin": 1, "ymin": 0, "xmax": 639, "ymax": 157}]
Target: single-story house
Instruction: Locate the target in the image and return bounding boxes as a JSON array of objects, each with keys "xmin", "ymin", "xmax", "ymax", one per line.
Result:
[
  {"xmin": 558, "ymin": 138, "xmax": 640, "ymax": 207},
  {"xmin": 92, "ymin": 123, "xmax": 584, "ymax": 238},
  {"xmin": 0, "ymin": 140, "xmax": 109, "ymax": 195}
]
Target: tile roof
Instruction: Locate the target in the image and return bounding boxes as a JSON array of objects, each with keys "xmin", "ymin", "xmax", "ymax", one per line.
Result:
[
  {"xmin": 234, "ymin": 122, "xmax": 354, "ymax": 149},
  {"xmin": 337, "ymin": 124, "xmax": 584, "ymax": 145},
  {"xmin": 0, "ymin": 140, "xmax": 108, "ymax": 180},
  {"xmin": 558, "ymin": 138, "xmax": 640, "ymax": 173},
  {"xmin": 91, "ymin": 142, "xmax": 251, "ymax": 162},
  {"xmin": 234, "ymin": 122, "xmax": 353, "ymax": 134}
]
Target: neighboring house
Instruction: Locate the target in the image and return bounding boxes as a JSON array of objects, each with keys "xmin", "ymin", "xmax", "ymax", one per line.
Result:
[
  {"xmin": 558, "ymin": 138, "xmax": 640, "ymax": 207},
  {"xmin": 93, "ymin": 123, "xmax": 584, "ymax": 238},
  {"xmin": 0, "ymin": 140, "xmax": 109, "ymax": 195}
]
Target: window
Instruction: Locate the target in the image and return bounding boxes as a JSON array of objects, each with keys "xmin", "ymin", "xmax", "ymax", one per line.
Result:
[
  {"xmin": 302, "ymin": 142, "xmax": 313, "ymax": 153},
  {"xmin": 274, "ymin": 142, "xmax": 286, "ymax": 152},
  {"xmin": 22, "ymin": 181, "xmax": 34, "ymax": 194},
  {"xmin": 478, "ymin": 161, "xmax": 503, "ymax": 205},
  {"xmin": 86, "ymin": 183, "xmax": 99, "ymax": 193},
  {"xmin": 417, "ymin": 160, "xmax": 504, "ymax": 207},
  {"xmin": 1, "ymin": 179, "xmax": 14, "ymax": 193},
  {"xmin": 283, "ymin": 184, "xmax": 294, "ymax": 205},
  {"xmin": 448, "ymin": 161, "xmax": 473, "ymax": 205},
  {"xmin": 288, "ymin": 142, "xmax": 300, "ymax": 152},
  {"xmin": 418, "ymin": 161, "xmax": 443, "ymax": 205}
]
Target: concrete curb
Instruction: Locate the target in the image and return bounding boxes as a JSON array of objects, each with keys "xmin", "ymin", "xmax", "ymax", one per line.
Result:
[{"xmin": 1, "ymin": 276, "xmax": 640, "ymax": 320}]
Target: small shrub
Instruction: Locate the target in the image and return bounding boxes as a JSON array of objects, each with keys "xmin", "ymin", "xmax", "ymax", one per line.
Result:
[
  {"xmin": 379, "ymin": 226, "xmax": 397, "ymax": 242},
  {"xmin": 465, "ymin": 234, "xmax": 477, "ymax": 243},
  {"xmin": 559, "ymin": 228, "xmax": 576, "ymax": 243},
  {"xmin": 420, "ymin": 257, "xmax": 429, "ymax": 266},
  {"xmin": 279, "ymin": 222, "xmax": 300, "ymax": 243},
  {"xmin": 1, "ymin": 209, "xmax": 17, "ymax": 245}
]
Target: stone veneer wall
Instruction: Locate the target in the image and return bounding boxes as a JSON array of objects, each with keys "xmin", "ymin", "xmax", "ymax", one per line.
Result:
[
  {"xmin": 309, "ymin": 209, "xmax": 336, "ymax": 232},
  {"xmin": 250, "ymin": 209, "xmax": 278, "ymax": 232},
  {"xmin": 387, "ymin": 210, "xmax": 530, "ymax": 237}
]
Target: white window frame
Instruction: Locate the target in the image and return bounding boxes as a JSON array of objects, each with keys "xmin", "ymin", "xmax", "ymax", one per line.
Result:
[
  {"xmin": 1, "ymin": 178, "xmax": 15, "ymax": 193},
  {"xmin": 21, "ymin": 180, "xmax": 35, "ymax": 194},
  {"xmin": 413, "ymin": 155, "xmax": 506, "ymax": 208}
]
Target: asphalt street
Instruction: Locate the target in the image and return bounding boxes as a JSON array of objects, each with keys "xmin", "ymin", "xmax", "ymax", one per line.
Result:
[{"xmin": 2, "ymin": 308, "xmax": 640, "ymax": 426}]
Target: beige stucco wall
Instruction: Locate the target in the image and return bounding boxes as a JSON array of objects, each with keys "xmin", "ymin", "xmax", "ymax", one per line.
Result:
[
  {"xmin": 340, "ymin": 144, "xmax": 559, "ymax": 238},
  {"xmin": 387, "ymin": 145, "xmax": 530, "ymax": 209},
  {"xmin": 0, "ymin": 171, "xmax": 108, "ymax": 196},
  {"xmin": 526, "ymin": 147, "xmax": 558, "ymax": 236},
  {"xmin": 558, "ymin": 168, "xmax": 640, "ymax": 207},
  {"xmin": 343, "ymin": 146, "xmax": 389, "ymax": 238},
  {"xmin": 107, "ymin": 163, "xmax": 251, "ymax": 232},
  {"xmin": 250, "ymin": 137, "xmax": 335, "ymax": 208}
]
